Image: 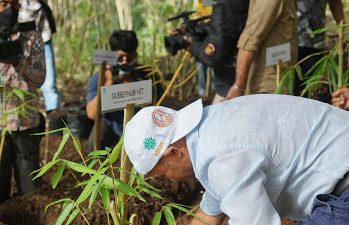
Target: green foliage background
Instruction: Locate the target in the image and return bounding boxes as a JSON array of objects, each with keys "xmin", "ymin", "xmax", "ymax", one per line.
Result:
[{"xmin": 49, "ymin": 0, "xmax": 195, "ymax": 82}]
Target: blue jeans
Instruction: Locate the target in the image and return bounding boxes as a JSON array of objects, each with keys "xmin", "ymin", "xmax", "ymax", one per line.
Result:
[
  {"xmin": 42, "ymin": 40, "xmax": 60, "ymax": 111},
  {"xmin": 197, "ymin": 62, "xmax": 215, "ymax": 97},
  {"xmin": 297, "ymin": 188, "xmax": 349, "ymax": 225}
]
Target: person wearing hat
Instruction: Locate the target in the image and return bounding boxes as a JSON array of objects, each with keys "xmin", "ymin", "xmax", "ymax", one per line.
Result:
[{"xmin": 124, "ymin": 94, "xmax": 349, "ymax": 225}]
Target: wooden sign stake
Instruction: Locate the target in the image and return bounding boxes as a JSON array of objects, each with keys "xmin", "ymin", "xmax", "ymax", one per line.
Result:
[
  {"xmin": 93, "ymin": 61, "xmax": 106, "ymax": 150},
  {"xmin": 120, "ymin": 103, "xmax": 135, "ymax": 220},
  {"xmin": 276, "ymin": 60, "xmax": 282, "ymax": 87}
]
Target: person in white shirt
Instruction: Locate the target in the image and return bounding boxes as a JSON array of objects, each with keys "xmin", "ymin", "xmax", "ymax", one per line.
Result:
[{"xmin": 124, "ymin": 94, "xmax": 349, "ymax": 225}]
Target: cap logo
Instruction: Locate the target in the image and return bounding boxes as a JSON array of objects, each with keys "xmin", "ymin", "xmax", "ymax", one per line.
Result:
[
  {"xmin": 204, "ymin": 43, "xmax": 215, "ymax": 56},
  {"xmin": 154, "ymin": 141, "xmax": 165, "ymax": 156},
  {"xmin": 152, "ymin": 109, "xmax": 173, "ymax": 128},
  {"xmin": 144, "ymin": 137, "xmax": 156, "ymax": 151}
]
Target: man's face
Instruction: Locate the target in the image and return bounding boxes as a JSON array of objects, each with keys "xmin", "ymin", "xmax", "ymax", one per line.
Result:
[
  {"xmin": 147, "ymin": 139, "xmax": 195, "ymax": 182},
  {"xmin": 115, "ymin": 49, "xmax": 135, "ymax": 65}
]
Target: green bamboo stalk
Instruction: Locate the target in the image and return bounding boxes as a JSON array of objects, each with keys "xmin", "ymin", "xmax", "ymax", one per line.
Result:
[{"xmin": 110, "ymin": 200, "xmax": 121, "ymax": 225}]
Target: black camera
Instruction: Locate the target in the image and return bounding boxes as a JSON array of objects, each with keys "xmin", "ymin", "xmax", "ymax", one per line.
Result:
[
  {"xmin": 164, "ymin": 11, "xmax": 210, "ymax": 55},
  {"xmin": 0, "ymin": 22, "xmax": 36, "ymax": 63},
  {"xmin": 110, "ymin": 62, "xmax": 137, "ymax": 83},
  {"xmin": 0, "ymin": 38, "xmax": 23, "ymax": 63},
  {"xmin": 111, "ymin": 62, "xmax": 136, "ymax": 75}
]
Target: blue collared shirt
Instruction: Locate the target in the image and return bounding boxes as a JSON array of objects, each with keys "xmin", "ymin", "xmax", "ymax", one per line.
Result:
[{"xmin": 186, "ymin": 94, "xmax": 349, "ymax": 225}]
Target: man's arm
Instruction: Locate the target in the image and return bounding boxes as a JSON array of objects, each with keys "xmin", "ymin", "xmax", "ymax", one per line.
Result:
[
  {"xmin": 225, "ymin": 48, "xmax": 255, "ymax": 99},
  {"xmin": 225, "ymin": 0, "xmax": 286, "ymax": 100},
  {"xmin": 329, "ymin": 0, "xmax": 344, "ymax": 24},
  {"xmin": 190, "ymin": 208, "xmax": 225, "ymax": 225},
  {"xmin": 86, "ymin": 69, "xmax": 113, "ymax": 119}
]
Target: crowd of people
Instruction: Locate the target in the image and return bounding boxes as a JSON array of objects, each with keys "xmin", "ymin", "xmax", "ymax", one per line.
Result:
[{"xmin": 1, "ymin": 0, "xmax": 349, "ymax": 224}]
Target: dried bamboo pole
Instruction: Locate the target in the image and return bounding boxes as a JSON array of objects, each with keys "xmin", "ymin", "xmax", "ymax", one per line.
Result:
[
  {"xmin": 156, "ymin": 51, "xmax": 191, "ymax": 106},
  {"xmin": 338, "ymin": 20, "xmax": 344, "ymax": 88}
]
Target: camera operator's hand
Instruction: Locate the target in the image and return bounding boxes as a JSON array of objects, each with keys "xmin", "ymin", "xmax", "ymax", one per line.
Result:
[
  {"xmin": 171, "ymin": 27, "xmax": 186, "ymax": 35},
  {"xmin": 104, "ymin": 65, "xmax": 114, "ymax": 86},
  {"xmin": 182, "ymin": 34, "xmax": 192, "ymax": 45}
]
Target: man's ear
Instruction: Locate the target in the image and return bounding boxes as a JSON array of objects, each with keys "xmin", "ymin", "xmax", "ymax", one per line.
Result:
[{"xmin": 163, "ymin": 145, "xmax": 182, "ymax": 158}]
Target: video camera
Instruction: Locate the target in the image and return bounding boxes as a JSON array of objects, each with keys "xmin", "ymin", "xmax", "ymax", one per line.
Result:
[
  {"xmin": 164, "ymin": 11, "xmax": 210, "ymax": 55},
  {"xmin": 110, "ymin": 62, "xmax": 137, "ymax": 82},
  {"xmin": 0, "ymin": 22, "xmax": 36, "ymax": 63},
  {"xmin": 0, "ymin": 38, "xmax": 23, "ymax": 63}
]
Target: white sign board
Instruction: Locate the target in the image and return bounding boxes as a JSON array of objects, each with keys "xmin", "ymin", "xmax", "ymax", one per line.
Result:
[
  {"xmin": 266, "ymin": 43, "xmax": 291, "ymax": 67},
  {"xmin": 203, "ymin": 0, "xmax": 217, "ymax": 5},
  {"xmin": 92, "ymin": 50, "xmax": 118, "ymax": 66},
  {"xmin": 101, "ymin": 80, "xmax": 152, "ymax": 112}
]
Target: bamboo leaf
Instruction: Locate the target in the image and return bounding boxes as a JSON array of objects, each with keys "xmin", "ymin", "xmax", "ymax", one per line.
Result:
[
  {"xmin": 33, "ymin": 159, "xmax": 60, "ymax": 179},
  {"xmin": 294, "ymin": 64, "xmax": 303, "ymax": 81},
  {"xmin": 13, "ymin": 89, "xmax": 25, "ymax": 101},
  {"xmin": 45, "ymin": 198, "xmax": 72, "ymax": 213},
  {"xmin": 108, "ymin": 135, "xmax": 123, "ymax": 165},
  {"xmin": 71, "ymin": 134, "xmax": 82, "ymax": 154},
  {"xmin": 55, "ymin": 201, "xmax": 74, "ymax": 225},
  {"xmin": 100, "ymin": 175, "xmax": 145, "ymax": 201},
  {"xmin": 151, "ymin": 212, "xmax": 162, "ymax": 225},
  {"xmin": 52, "ymin": 162, "xmax": 66, "ymax": 189},
  {"xmin": 288, "ymin": 69, "xmax": 295, "ymax": 95},
  {"xmin": 137, "ymin": 177, "xmax": 162, "ymax": 192},
  {"xmin": 304, "ymin": 55, "xmax": 329, "ymax": 78},
  {"xmin": 65, "ymin": 208, "xmax": 80, "ymax": 225},
  {"xmin": 52, "ymin": 129, "xmax": 70, "ymax": 161},
  {"xmin": 163, "ymin": 206, "xmax": 176, "ymax": 225},
  {"xmin": 64, "ymin": 160, "xmax": 97, "ymax": 174},
  {"xmin": 32, "ymin": 128, "xmax": 66, "ymax": 136},
  {"xmin": 141, "ymin": 188, "xmax": 162, "ymax": 199},
  {"xmin": 75, "ymin": 167, "xmax": 108, "ymax": 205},
  {"xmin": 88, "ymin": 150, "xmax": 108, "ymax": 157},
  {"xmin": 274, "ymin": 71, "xmax": 289, "ymax": 94},
  {"xmin": 100, "ymin": 187, "xmax": 110, "ymax": 213},
  {"xmin": 88, "ymin": 175, "xmax": 106, "ymax": 210},
  {"xmin": 128, "ymin": 167, "xmax": 137, "ymax": 187},
  {"xmin": 82, "ymin": 159, "xmax": 98, "ymax": 176},
  {"xmin": 167, "ymin": 203, "xmax": 191, "ymax": 214}
]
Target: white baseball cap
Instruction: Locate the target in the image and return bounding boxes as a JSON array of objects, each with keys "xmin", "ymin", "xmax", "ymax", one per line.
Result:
[{"xmin": 124, "ymin": 99, "xmax": 203, "ymax": 175}]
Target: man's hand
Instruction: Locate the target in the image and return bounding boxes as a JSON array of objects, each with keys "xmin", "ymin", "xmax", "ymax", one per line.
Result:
[
  {"xmin": 225, "ymin": 84, "xmax": 245, "ymax": 100},
  {"xmin": 332, "ymin": 87, "xmax": 349, "ymax": 110},
  {"xmin": 225, "ymin": 48, "xmax": 255, "ymax": 100},
  {"xmin": 190, "ymin": 208, "xmax": 225, "ymax": 225}
]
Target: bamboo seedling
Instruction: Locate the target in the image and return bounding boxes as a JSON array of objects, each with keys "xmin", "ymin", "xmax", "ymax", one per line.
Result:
[{"xmin": 275, "ymin": 21, "xmax": 349, "ymax": 97}]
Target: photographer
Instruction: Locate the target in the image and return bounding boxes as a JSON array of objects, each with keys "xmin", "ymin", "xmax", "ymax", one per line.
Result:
[
  {"xmin": 86, "ymin": 30, "xmax": 146, "ymax": 151},
  {"xmin": 182, "ymin": 0, "xmax": 249, "ymax": 103},
  {"xmin": 0, "ymin": 0, "xmax": 45, "ymax": 203}
]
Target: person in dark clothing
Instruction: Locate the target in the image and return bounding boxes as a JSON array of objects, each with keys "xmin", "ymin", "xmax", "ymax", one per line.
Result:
[
  {"xmin": 296, "ymin": 0, "xmax": 344, "ymax": 96},
  {"xmin": 86, "ymin": 30, "xmax": 146, "ymax": 152},
  {"xmin": 0, "ymin": 0, "xmax": 46, "ymax": 203},
  {"xmin": 184, "ymin": 0, "xmax": 249, "ymax": 103}
]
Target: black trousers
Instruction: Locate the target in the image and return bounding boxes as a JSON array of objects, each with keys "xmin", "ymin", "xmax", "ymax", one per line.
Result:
[
  {"xmin": 295, "ymin": 47, "xmax": 324, "ymax": 96},
  {"xmin": 0, "ymin": 123, "xmax": 43, "ymax": 203},
  {"xmin": 87, "ymin": 118, "xmax": 120, "ymax": 152}
]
